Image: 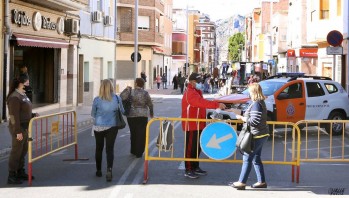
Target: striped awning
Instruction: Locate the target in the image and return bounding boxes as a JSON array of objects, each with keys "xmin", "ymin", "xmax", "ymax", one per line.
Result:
[{"xmin": 12, "ymin": 34, "xmax": 69, "ymax": 48}]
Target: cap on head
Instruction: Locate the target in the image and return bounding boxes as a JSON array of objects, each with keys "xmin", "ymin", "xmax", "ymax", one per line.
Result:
[{"xmin": 189, "ymin": 73, "xmax": 203, "ymax": 83}]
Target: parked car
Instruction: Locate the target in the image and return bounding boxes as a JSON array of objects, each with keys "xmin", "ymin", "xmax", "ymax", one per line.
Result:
[{"xmin": 207, "ymin": 73, "xmax": 349, "ymax": 135}]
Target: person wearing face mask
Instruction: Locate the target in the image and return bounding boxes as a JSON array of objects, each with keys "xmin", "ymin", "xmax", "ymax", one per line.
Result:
[
  {"xmin": 7, "ymin": 75, "xmax": 38, "ymax": 184},
  {"xmin": 181, "ymin": 73, "xmax": 226, "ymax": 179}
]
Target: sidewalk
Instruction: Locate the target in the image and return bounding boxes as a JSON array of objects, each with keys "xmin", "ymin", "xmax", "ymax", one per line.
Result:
[{"xmin": 0, "ymin": 84, "xmax": 181, "ymax": 159}]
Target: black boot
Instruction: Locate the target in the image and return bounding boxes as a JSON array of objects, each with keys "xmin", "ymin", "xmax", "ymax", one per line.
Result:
[
  {"xmin": 106, "ymin": 168, "xmax": 112, "ymax": 182},
  {"xmin": 17, "ymin": 168, "xmax": 35, "ymax": 180},
  {"xmin": 8, "ymin": 171, "xmax": 22, "ymax": 185}
]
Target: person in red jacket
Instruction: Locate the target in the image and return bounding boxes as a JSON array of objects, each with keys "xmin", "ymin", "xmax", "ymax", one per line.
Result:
[{"xmin": 181, "ymin": 73, "xmax": 226, "ymax": 179}]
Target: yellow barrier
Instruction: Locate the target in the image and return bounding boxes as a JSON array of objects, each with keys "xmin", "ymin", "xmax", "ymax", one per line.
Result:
[
  {"xmin": 143, "ymin": 117, "xmax": 301, "ymax": 184},
  {"xmin": 27, "ymin": 110, "xmax": 78, "ymax": 186},
  {"xmin": 295, "ymin": 120, "xmax": 349, "ymax": 182}
]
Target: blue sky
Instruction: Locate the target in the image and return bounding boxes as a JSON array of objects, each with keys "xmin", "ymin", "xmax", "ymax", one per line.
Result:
[{"xmin": 173, "ymin": 0, "xmax": 260, "ymax": 21}]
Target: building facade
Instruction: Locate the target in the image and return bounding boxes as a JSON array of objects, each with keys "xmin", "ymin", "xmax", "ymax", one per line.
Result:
[
  {"xmin": 116, "ymin": 0, "xmax": 166, "ymax": 91},
  {"xmin": 78, "ymin": 0, "xmax": 116, "ymax": 105},
  {"xmin": 307, "ymin": 0, "xmax": 345, "ymax": 85},
  {"xmin": 2, "ymin": 0, "xmax": 87, "ymax": 120}
]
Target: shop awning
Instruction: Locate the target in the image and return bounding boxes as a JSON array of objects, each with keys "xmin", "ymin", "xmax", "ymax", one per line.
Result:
[{"xmin": 12, "ymin": 34, "xmax": 69, "ymax": 48}]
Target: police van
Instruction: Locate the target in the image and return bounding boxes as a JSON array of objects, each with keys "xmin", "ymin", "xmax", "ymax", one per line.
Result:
[{"xmin": 208, "ymin": 73, "xmax": 349, "ymax": 135}]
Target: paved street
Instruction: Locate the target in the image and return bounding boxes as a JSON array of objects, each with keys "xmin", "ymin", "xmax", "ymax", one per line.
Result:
[{"xmin": 0, "ymin": 85, "xmax": 348, "ymax": 197}]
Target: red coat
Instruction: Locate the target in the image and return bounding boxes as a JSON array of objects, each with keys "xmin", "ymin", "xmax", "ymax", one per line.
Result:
[{"xmin": 181, "ymin": 84, "xmax": 219, "ymax": 131}]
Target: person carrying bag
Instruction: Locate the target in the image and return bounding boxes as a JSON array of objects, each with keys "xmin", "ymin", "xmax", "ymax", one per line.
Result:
[{"xmin": 230, "ymin": 83, "xmax": 270, "ymax": 190}]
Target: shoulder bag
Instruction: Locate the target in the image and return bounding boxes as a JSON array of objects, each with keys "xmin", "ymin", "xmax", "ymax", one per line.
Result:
[
  {"xmin": 115, "ymin": 96, "xmax": 126, "ymax": 129},
  {"xmin": 236, "ymin": 124, "xmax": 254, "ymax": 154},
  {"xmin": 122, "ymin": 88, "xmax": 133, "ymax": 116}
]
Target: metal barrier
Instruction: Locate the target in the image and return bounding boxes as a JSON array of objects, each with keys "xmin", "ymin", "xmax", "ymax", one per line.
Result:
[
  {"xmin": 144, "ymin": 117, "xmax": 301, "ymax": 184},
  {"xmin": 28, "ymin": 110, "xmax": 78, "ymax": 185},
  {"xmin": 295, "ymin": 120, "xmax": 349, "ymax": 183}
]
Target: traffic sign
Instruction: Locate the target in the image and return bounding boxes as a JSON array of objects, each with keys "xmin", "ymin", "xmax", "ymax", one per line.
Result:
[
  {"xmin": 131, "ymin": 52, "xmax": 142, "ymax": 62},
  {"xmin": 326, "ymin": 46, "xmax": 343, "ymax": 55},
  {"xmin": 326, "ymin": 30, "xmax": 343, "ymax": 47},
  {"xmin": 200, "ymin": 122, "xmax": 238, "ymax": 160}
]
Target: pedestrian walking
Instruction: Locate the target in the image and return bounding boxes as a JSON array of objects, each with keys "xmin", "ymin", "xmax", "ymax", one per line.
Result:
[
  {"xmin": 172, "ymin": 74, "xmax": 178, "ymax": 90},
  {"xmin": 120, "ymin": 78, "xmax": 154, "ymax": 158},
  {"xmin": 178, "ymin": 75, "xmax": 186, "ymax": 94},
  {"xmin": 161, "ymin": 73, "xmax": 167, "ymax": 89},
  {"xmin": 230, "ymin": 83, "xmax": 269, "ymax": 190},
  {"xmin": 181, "ymin": 73, "xmax": 226, "ymax": 179},
  {"xmin": 91, "ymin": 79, "xmax": 125, "ymax": 182},
  {"xmin": 156, "ymin": 74, "xmax": 161, "ymax": 90},
  {"xmin": 7, "ymin": 75, "xmax": 38, "ymax": 184}
]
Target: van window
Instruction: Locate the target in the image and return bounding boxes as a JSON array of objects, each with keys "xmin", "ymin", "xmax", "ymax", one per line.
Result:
[
  {"xmin": 324, "ymin": 83, "xmax": 338, "ymax": 94},
  {"xmin": 306, "ymin": 82, "xmax": 325, "ymax": 97},
  {"xmin": 281, "ymin": 83, "xmax": 303, "ymax": 99}
]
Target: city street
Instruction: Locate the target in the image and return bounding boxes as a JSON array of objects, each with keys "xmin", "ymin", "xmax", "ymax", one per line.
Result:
[{"xmin": 0, "ymin": 92, "xmax": 348, "ymax": 197}]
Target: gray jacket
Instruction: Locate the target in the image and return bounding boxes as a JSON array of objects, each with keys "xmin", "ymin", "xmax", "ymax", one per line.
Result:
[{"xmin": 244, "ymin": 100, "xmax": 269, "ymax": 137}]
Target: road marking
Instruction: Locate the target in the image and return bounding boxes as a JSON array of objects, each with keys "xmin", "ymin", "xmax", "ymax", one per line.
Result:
[
  {"xmin": 132, "ymin": 118, "xmax": 182, "ymax": 185},
  {"xmin": 119, "ymin": 131, "xmax": 130, "ymax": 138},
  {"xmin": 108, "ymin": 117, "xmax": 181, "ymax": 197}
]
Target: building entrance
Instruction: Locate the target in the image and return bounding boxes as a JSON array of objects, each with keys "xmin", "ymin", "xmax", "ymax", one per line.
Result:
[{"xmin": 13, "ymin": 46, "xmax": 58, "ymax": 107}]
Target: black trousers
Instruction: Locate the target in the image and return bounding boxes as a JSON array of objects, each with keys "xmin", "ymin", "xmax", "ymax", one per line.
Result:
[
  {"xmin": 185, "ymin": 130, "xmax": 202, "ymax": 171},
  {"xmin": 127, "ymin": 117, "xmax": 148, "ymax": 156},
  {"xmin": 8, "ymin": 127, "xmax": 28, "ymax": 172},
  {"xmin": 180, "ymin": 85, "xmax": 184, "ymax": 94},
  {"xmin": 94, "ymin": 127, "xmax": 118, "ymax": 170}
]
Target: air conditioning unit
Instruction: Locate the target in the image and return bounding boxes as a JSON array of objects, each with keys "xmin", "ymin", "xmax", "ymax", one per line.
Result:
[
  {"xmin": 104, "ymin": 16, "xmax": 113, "ymax": 26},
  {"xmin": 65, "ymin": 19, "xmax": 79, "ymax": 35},
  {"xmin": 91, "ymin": 11, "xmax": 102, "ymax": 23}
]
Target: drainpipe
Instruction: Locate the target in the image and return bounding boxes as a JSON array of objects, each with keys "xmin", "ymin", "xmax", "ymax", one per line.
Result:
[{"xmin": 2, "ymin": 0, "xmax": 11, "ymax": 120}]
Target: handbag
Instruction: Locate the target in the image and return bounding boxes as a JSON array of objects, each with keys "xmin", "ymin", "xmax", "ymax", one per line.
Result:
[
  {"xmin": 236, "ymin": 123, "xmax": 254, "ymax": 154},
  {"xmin": 115, "ymin": 96, "xmax": 126, "ymax": 129},
  {"xmin": 122, "ymin": 88, "xmax": 133, "ymax": 116}
]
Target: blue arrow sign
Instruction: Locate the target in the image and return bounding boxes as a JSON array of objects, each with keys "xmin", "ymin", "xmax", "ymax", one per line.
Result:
[{"xmin": 200, "ymin": 122, "xmax": 238, "ymax": 160}]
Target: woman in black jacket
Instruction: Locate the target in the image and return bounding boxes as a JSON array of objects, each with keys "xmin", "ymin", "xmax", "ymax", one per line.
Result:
[{"xmin": 231, "ymin": 83, "xmax": 270, "ymax": 190}]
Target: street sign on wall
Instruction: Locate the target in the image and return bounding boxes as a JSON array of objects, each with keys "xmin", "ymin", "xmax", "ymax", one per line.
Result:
[{"xmin": 326, "ymin": 46, "xmax": 343, "ymax": 55}]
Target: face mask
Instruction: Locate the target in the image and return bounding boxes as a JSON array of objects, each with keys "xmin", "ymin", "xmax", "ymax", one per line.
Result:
[{"xmin": 195, "ymin": 82, "xmax": 203, "ymax": 90}]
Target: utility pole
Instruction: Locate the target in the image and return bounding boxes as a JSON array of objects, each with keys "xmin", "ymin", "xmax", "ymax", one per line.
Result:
[
  {"xmin": 134, "ymin": 0, "xmax": 139, "ymax": 79},
  {"xmin": 269, "ymin": 0, "xmax": 274, "ymax": 75}
]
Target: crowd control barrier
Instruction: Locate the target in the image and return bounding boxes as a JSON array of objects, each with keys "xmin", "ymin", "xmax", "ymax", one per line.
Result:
[
  {"xmin": 27, "ymin": 110, "xmax": 80, "ymax": 185},
  {"xmin": 295, "ymin": 120, "xmax": 349, "ymax": 183},
  {"xmin": 144, "ymin": 117, "xmax": 301, "ymax": 184}
]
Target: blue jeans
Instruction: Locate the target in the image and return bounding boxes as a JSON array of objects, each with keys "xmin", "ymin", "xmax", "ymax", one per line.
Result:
[{"xmin": 238, "ymin": 136, "xmax": 268, "ymax": 184}]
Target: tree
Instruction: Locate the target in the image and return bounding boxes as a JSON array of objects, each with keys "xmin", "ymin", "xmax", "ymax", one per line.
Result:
[{"xmin": 228, "ymin": 33, "xmax": 245, "ymax": 62}]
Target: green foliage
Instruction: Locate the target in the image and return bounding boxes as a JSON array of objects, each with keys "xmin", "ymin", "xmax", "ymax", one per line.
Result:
[{"xmin": 228, "ymin": 33, "xmax": 245, "ymax": 62}]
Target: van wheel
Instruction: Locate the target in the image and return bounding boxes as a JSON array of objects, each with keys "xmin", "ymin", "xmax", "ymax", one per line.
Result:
[{"xmin": 321, "ymin": 111, "xmax": 345, "ymax": 136}]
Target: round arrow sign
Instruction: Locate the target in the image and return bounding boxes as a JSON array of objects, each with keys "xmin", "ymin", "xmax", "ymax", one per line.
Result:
[{"xmin": 200, "ymin": 122, "xmax": 238, "ymax": 160}]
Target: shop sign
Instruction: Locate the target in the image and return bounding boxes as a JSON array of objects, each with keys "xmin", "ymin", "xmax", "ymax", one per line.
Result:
[
  {"xmin": 12, "ymin": 9, "xmax": 31, "ymax": 26},
  {"xmin": 56, "ymin": 17, "xmax": 65, "ymax": 34},
  {"xmin": 299, "ymin": 48, "xmax": 318, "ymax": 58},
  {"xmin": 287, "ymin": 49, "xmax": 296, "ymax": 57},
  {"xmin": 12, "ymin": 9, "xmax": 59, "ymax": 32}
]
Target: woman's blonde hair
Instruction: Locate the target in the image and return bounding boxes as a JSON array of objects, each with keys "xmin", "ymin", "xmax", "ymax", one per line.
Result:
[
  {"xmin": 249, "ymin": 83, "xmax": 266, "ymax": 101},
  {"xmin": 99, "ymin": 79, "xmax": 114, "ymax": 101}
]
